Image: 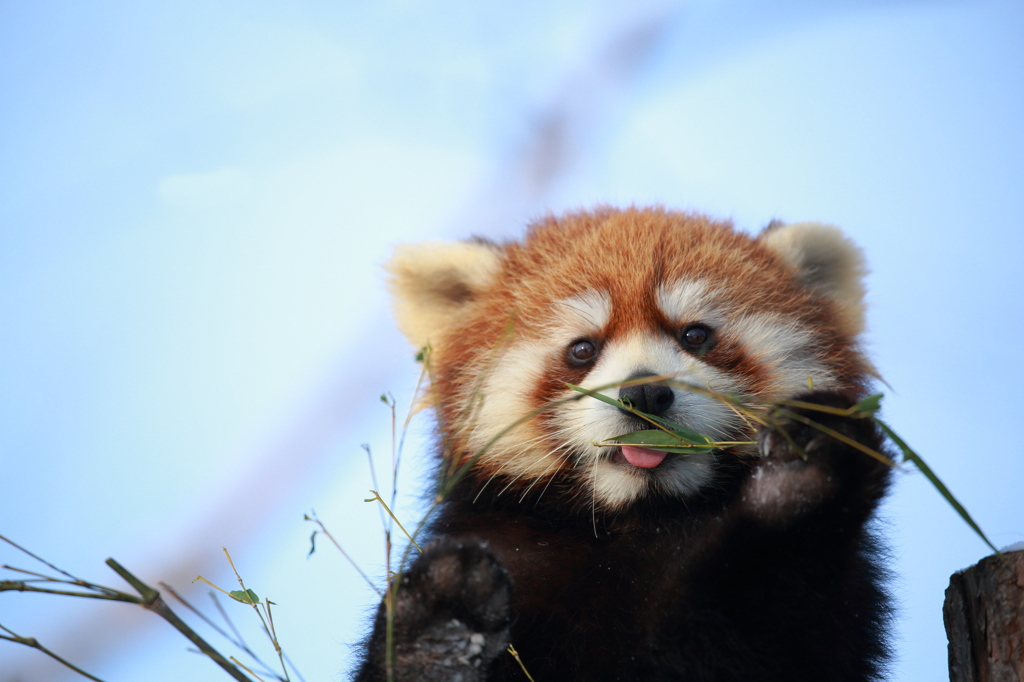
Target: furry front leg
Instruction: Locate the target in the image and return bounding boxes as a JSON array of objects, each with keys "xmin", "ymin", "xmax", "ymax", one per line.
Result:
[
  {"xmin": 354, "ymin": 539, "xmax": 511, "ymax": 682},
  {"xmin": 742, "ymin": 391, "xmax": 891, "ymax": 528}
]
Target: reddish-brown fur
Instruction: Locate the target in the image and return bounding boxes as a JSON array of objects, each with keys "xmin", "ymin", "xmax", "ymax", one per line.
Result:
[
  {"xmin": 357, "ymin": 207, "xmax": 891, "ymax": 682},
  {"xmin": 431, "ymin": 207, "xmax": 868, "ymax": 475}
]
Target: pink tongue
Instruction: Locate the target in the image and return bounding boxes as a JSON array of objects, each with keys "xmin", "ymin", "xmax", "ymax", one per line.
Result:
[{"xmin": 620, "ymin": 446, "xmax": 667, "ymax": 469}]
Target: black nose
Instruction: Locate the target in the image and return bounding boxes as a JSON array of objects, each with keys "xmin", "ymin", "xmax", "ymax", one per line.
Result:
[{"xmin": 618, "ymin": 374, "xmax": 675, "ymax": 417}]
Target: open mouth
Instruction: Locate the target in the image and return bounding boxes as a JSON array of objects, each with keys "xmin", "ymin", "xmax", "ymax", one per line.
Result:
[{"xmin": 611, "ymin": 445, "xmax": 669, "ymax": 469}]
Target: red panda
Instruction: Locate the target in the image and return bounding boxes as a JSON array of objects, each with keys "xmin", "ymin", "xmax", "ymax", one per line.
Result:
[{"xmin": 356, "ymin": 207, "xmax": 891, "ymax": 682}]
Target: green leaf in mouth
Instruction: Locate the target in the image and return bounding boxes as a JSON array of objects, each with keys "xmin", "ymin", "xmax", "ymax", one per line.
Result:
[{"xmin": 607, "ymin": 428, "xmax": 715, "ymax": 454}]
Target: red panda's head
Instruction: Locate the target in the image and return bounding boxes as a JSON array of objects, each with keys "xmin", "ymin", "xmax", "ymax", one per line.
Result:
[{"xmin": 386, "ymin": 208, "xmax": 872, "ymax": 511}]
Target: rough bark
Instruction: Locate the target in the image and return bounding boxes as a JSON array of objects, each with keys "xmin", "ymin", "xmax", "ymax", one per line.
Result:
[{"xmin": 944, "ymin": 549, "xmax": 1024, "ymax": 682}]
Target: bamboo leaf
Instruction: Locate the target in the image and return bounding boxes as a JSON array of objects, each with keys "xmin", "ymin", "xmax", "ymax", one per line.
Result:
[
  {"xmin": 633, "ymin": 415, "xmax": 715, "ymax": 445},
  {"xmin": 565, "ymin": 383, "xmax": 623, "ymax": 409},
  {"xmin": 875, "ymin": 418, "xmax": 998, "ymax": 555},
  {"xmin": 228, "ymin": 588, "xmax": 259, "ymax": 605},
  {"xmin": 607, "ymin": 429, "xmax": 714, "ymax": 454},
  {"xmin": 852, "ymin": 393, "xmax": 884, "ymax": 414}
]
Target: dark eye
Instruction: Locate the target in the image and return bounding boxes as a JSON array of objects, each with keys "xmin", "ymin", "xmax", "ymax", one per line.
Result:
[
  {"xmin": 680, "ymin": 324, "xmax": 713, "ymax": 353},
  {"xmin": 568, "ymin": 339, "xmax": 598, "ymax": 364}
]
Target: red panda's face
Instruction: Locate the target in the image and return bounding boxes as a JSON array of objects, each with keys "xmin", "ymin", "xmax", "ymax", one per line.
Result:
[{"xmin": 387, "ymin": 209, "xmax": 872, "ymax": 511}]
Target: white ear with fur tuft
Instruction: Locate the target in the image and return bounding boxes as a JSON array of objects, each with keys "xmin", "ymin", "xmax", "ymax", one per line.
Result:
[
  {"xmin": 758, "ymin": 221, "xmax": 869, "ymax": 336},
  {"xmin": 385, "ymin": 241, "xmax": 504, "ymax": 348}
]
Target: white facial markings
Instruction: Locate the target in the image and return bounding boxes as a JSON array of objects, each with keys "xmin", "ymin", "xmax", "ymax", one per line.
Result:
[
  {"xmin": 464, "ymin": 290, "xmax": 613, "ymax": 481},
  {"xmin": 724, "ymin": 314, "xmax": 836, "ymax": 397},
  {"xmin": 557, "ymin": 331, "xmax": 745, "ymax": 509},
  {"xmin": 658, "ymin": 279, "xmax": 836, "ymax": 398},
  {"xmin": 544, "ymin": 290, "xmax": 612, "ymax": 342},
  {"xmin": 465, "ymin": 339, "xmax": 553, "ymax": 477},
  {"xmin": 590, "ymin": 451, "xmax": 718, "ymax": 509},
  {"xmin": 463, "ymin": 283, "xmax": 837, "ymax": 511},
  {"xmin": 656, "ymin": 280, "xmax": 728, "ymax": 329},
  {"xmin": 590, "ymin": 459, "xmax": 647, "ymax": 509},
  {"xmin": 575, "ymin": 332, "xmax": 744, "ymax": 439}
]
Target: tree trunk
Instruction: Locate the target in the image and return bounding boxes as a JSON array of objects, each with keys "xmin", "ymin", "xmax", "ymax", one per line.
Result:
[{"xmin": 944, "ymin": 549, "xmax": 1024, "ymax": 682}]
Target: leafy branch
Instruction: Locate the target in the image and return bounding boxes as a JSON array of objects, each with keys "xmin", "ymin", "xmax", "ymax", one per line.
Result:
[
  {"xmin": 193, "ymin": 548, "xmax": 297, "ymax": 682},
  {"xmin": 0, "ymin": 534, "xmax": 253, "ymax": 682},
  {"xmin": 1, "ymin": 535, "xmax": 309, "ymax": 682}
]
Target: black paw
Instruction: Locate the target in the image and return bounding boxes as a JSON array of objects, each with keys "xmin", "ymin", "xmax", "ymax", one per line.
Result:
[
  {"xmin": 395, "ymin": 538, "xmax": 511, "ymax": 635},
  {"xmin": 356, "ymin": 538, "xmax": 511, "ymax": 682},
  {"xmin": 757, "ymin": 391, "xmax": 874, "ymax": 464},
  {"xmin": 741, "ymin": 391, "xmax": 888, "ymax": 526}
]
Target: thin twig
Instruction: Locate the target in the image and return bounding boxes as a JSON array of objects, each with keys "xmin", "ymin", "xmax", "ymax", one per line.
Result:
[
  {"xmin": 219, "ymin": 549, "xmax": 290, "ymax": 682},
  {"xmin": 777, "ymin": 398, "xmax": 869, "ymax": 417},
  {"xmin": 162, "ymin": 582, "xmax": 280, "ymax": 680},
  {"xmin": 363, "ymin": 444, "xmax": 389, "ymax": 536},
  {"xmin": 366, "ymin": 490, "xmax": 421, "ymax": 552},
  {"xmin": 507, "ymin": 643, "xmax": 536, "ymax": 682},
  {"xmin": 105, "ymin": 558, "xmax": 253, "ymax": 682},
  {"xmin": 0, "ymin": 624, "xmax": 107, "ymax": 682},
  {"xmin": 231, "ymin": 656, "xmax": 270, "ymax": 682},
  {"xmin": 304, "ymin": 513, "xmax": 381, "ymax": 596},
  {"xmin": 0, "ymin": 581, "xmax": 138, "ymax": 601},
  {"xmin": 0, "ymin": 534, "xmax": 85, "ymax": 583}
]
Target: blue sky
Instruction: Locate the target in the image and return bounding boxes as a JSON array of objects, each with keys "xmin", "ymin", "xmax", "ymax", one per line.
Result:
[{"xmin": 2, "ymin": 2, "xmax": 1023, "ymax": 680}]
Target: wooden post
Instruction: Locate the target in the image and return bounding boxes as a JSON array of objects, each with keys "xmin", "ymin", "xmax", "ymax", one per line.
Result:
[{"xmin": 944, "ymin": 549, "xmax": 1024, "ymax": 682}]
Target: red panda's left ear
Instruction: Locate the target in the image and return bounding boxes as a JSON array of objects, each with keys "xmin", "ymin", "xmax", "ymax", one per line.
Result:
[
  {"xmin": 757, "ymin": 221, "xmax": 868, "ymax": 337},
  {"xmin": 385, "ymin": 240, "xmax": 504, "ymax": 350}
]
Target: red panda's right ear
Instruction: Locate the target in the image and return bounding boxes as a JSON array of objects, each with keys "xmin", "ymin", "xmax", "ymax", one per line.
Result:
[{"xmin": 385, "ymin": 241, "xmax": 504, "ymax": 349}]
